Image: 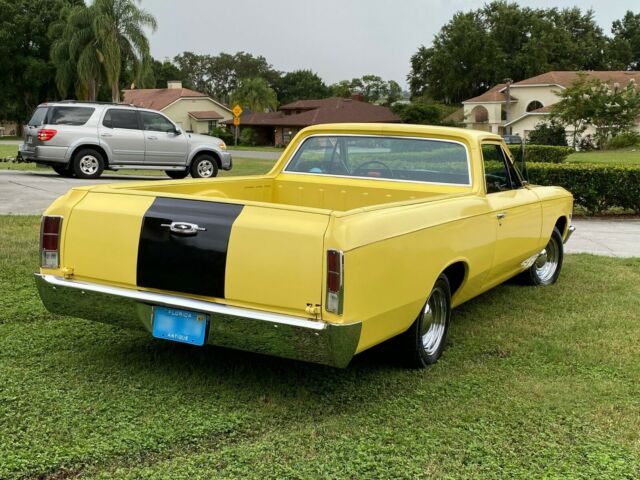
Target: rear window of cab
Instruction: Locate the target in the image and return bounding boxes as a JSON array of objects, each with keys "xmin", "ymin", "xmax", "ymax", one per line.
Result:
[
  {"xmin": 28, "ymin": 106, "xmax": 95, "ymax": 126},
  {"xmin": 284, "ymin": 135, "xmax": 471, "ymax": 186}
]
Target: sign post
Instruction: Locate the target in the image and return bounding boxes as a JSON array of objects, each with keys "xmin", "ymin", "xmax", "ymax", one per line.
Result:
[{"xmin": 232, "ymin": 104, "xmax": 243, "ymax": 147}]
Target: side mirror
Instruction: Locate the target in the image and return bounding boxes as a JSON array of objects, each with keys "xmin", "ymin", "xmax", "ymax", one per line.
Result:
[{"xmin": 173, "ymin": 128, "xmax": 182, "ymax": 135}]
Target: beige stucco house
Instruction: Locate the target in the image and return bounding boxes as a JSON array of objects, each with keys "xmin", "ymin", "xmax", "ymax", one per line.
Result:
[
  {"xmin": 462, "ymin": 71, "xmax": 640, "ymax": 139},
  {"xmin": 122, "ymin": 81, "xmax": 233, "ymax": 134}
]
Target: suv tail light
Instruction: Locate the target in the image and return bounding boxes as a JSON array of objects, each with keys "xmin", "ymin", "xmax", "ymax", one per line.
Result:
[
  {"xmin": 326, "ymin": 249, "xmax": 344, "ymax": 314},
  {"xmin": 37, "ymin": 128, "xmax": 57, "ymax": 141},
  {"xmin": 41, "ymin": 216, "xmax": 62, "ymax": 268}
]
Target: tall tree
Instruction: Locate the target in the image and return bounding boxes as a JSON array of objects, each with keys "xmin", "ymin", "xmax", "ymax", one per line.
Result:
[
  {"xmin": 330, "ymin": 76, "xmax": 403, "ymax": 104},
  {"xmin": 408, "ymin": 1, "xmax": 609, "ymax": 104},
  {"xmin": 609, "ymin": 11, "xmax": 640, "ymax": 70},
  {"xmin": 91, "ymin": 0, "xmax": 157, "ymax": 102},
  {"xmin": 231, "ymin": 77, "xmax": 278, "ymax": 112},
  {"xmin": 151, "ymin": 59, "xmax": 185, "ymax": 89},
  {"xmin": 274, "ymin": 70, "xmax": 329, "ymax": 105},
  {"xmin": 0, "ymin": 0, "xmax": 82, "ymax": 122},
  {"xmin": 173, "ymin": 51, "xmax": 280, "ymax": 104},
  {"xmin": 50, "ymin": 3, "xmax": 102, "ymax": 100}
]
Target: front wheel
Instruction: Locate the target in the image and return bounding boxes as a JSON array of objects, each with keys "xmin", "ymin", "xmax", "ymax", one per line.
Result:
[
  {"xmin": 398, "ymin": 274, "xmax": 452, "ymax": 368},
  {"xmin": 518, "ymin": 227, "xmax": 564, "ymax": 286},
  {"xmin": 190, "ymin": 155, "xmax": 219, "ymax": 178}
]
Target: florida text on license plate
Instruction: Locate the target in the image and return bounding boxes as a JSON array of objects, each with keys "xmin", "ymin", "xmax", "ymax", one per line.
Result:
[{"xmin": 152, "ymin": 306, "xmax": 208, "ymax": 346}]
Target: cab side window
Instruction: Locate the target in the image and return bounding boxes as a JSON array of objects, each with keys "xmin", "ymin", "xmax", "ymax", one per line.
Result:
[
  {"xmin": 481, "ymin": 144, "xmax": 517, "ymax": 194},
  {"xmin": 141, "ymin": 112, "xmax": 175, "ymax": 133}
]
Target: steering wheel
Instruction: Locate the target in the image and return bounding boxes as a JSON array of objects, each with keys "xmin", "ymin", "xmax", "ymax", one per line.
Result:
[
  {"xmin": 485, "ymin": 173, "xmax": 510, "ymax": 192},
  {"xmin": 353, "ymin": 160, "xmax": 394, "ymax": 178}
]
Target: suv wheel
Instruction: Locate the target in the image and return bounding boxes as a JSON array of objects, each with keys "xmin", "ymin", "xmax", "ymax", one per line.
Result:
[
  {"xmin": 190, "ymin": 155, "xmax": 219, "ymax": 178},
  {"xmin": 52, "ymin": 164, "xmax": 74, "ymax": 177},
  {"xmin": 73, "ymin": 149, "xmax": 105, "ymax": 179}
]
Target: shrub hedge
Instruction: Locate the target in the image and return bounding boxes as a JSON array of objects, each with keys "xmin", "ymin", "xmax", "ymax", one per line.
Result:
[
  {"xmin": 527, "ymin": 162, "xmax": 640, "ymax": 214},
  {"xmin": 507, "ymin": 144, "xmax": 573, "ymax": 163}
]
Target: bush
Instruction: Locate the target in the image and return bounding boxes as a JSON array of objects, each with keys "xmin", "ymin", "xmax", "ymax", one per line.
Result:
[
  {"xmin": 527, "ymin": 121, "xmax": 568, "ymax": 146},
  {"xmin": 527, "ymin": 163, "xmax": 640, "ymax": 214},
  {"xmin": 210, "ymin": 126, "xmax": 234, "ymax": 145},
  {"xmin": 239, "ymin": 127, "xmax": 261, "ymax": 146},
  {"xmin": 605, "ymin": 132, "xmax": 640, "ymax": 150},
  {"xmin": 507, "ymin": 144, "xmax": 573, "ymax": 163}
]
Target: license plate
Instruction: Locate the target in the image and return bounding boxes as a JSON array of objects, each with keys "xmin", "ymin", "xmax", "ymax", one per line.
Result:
[{"xmin": 152, "ymin": 306, "xmax": 208, "ymax": 346}]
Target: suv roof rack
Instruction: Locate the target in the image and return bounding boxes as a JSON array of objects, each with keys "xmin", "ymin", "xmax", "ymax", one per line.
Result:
[{"xmin": 55, "ymin": 100, "xmax": 137, "ymax": 107}]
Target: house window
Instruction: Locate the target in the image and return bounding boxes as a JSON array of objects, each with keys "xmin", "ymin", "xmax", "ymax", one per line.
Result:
[
  {"xmin": 526, "ymin": 101, "xmax": 544, "ymax": 112},
  {"xmin": 208, "ymin": 120, "xmax": 217, "ymax": 132}
]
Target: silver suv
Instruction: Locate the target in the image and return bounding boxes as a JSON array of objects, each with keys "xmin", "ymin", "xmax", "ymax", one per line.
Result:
[{"xmin": 19, "ymin": 101, "xmax": 232, "ymax": 179}]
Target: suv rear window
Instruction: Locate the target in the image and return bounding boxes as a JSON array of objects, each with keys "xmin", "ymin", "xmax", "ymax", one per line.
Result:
[
  {"xmin": 47, "ymin": 107, "xmax": 95, "ymax": 126},
  {"xmin": 28, "ymin": 107, "xmax": 49, "ymax": 127}
]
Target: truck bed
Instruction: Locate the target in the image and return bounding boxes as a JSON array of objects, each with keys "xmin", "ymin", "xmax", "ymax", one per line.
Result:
[{"xmin": 108, "ymin": 175, "xmax": 460, "ymax": 212}]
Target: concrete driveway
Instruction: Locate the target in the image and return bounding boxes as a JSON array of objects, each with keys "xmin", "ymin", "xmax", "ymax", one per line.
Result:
[
  {"xmin": 1, "ymin": 169, "xmax": 638, "ymax": 257},
  {"xmin": 0, "ymin": 169, "xmax": 165, "ymax": 215}
]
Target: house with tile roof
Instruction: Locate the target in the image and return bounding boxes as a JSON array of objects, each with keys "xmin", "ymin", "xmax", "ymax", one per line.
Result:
[
  {"xmin": 462, "ymin": 71, "xmax": 640, "ymax": 139},
  {"xmin": 224, "ymin": 94, "xmax": 401, "ymax": 146},
  {"xmin": 122, "ymin": 81, "xmax": 233, "ymax": 134}
]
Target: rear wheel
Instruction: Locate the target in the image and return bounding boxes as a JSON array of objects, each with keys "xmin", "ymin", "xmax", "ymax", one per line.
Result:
[
  {"xmin": 398, "ymin": 274, "xmax": 452, "ymax": 368},
  {"xmin": 190, "ymin": 155, "xmax": 219, "ymax": 178},
  {"xmin": 52, "ymin": 164, "xmax": 74, "ymax": 177},
  {"xmin": 165, "ymin": 170, "xmax": 189, "ymax": 179},
  {"xmin": 72, "ymin": 149, "xmax": 104, "ymax": 179},
  {"xmin": 518, "ymin": 227, "xmax": 564, "ymax": 286}
]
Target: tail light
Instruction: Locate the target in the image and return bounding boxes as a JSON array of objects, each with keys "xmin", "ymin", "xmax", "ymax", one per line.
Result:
[
  {"xmin": 41, "ymin": 216, "xmax": 63, "ymax": 268},
  {"xmin": 37, "ymin": 128, "xmax": 57, "ymax": 141},
  {"xmin": 326, "ymin": 249, "xmax": 344, "ymax": 314}
]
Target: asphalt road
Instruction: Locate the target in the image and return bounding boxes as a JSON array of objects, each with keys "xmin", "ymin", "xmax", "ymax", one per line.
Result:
[
  {"xmin": 0, "ymin": 169, "xmax": 166, "ymax": 215},
  {"xmin": 1, "ymin": 169, "xmax": 638, "ymax": 257}
]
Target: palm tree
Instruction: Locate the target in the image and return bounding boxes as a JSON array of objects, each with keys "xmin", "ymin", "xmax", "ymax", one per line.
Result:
[
  {"xmin": 231, "ymin": 78, "xmax": 279, "ymax": 112},
  {"xmin": 91, "ymin": 0, "xmax": 157, "ymax": 102},
  {"xmin": 50, "ymin": 0, "xmax": 157, "ymax": 102},
  {"xmin": 50, "ymin": 5, "xmax": 102, "ymax": 100}
]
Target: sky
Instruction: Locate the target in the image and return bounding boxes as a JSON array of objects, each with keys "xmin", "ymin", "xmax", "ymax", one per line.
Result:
[{"xmin": 140, "ymin": 0, "xmax": 637, "ymax": 88}]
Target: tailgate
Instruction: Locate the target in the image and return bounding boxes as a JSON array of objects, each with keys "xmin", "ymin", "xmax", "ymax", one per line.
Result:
[{"xmin": 62, "ymin": 192, "xmax": 330, "ymax": 315}]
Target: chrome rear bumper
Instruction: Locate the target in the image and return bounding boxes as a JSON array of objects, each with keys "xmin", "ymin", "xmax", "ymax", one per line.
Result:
[{"xmin": 34, "ymin": 274, "xmax": 361, "ymax": 368}]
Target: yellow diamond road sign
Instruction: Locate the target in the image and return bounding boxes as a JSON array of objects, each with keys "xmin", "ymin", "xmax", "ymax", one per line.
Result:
[{"xmin": 232, "ymin": 104, "xmax": 243, "ymax": 117}]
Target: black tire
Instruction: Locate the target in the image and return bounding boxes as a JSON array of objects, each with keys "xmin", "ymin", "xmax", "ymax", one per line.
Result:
[
  {"xmin": 190, "ymin": 155, "xmax": 219, "ymax": 178},
  {"xmin": 52, "ymin": 164, "xmax": 74, "ymax": 177},
  {"xmin": 517, "ymin": 227, "xmax": 564, "ymax": 286},
  {"xmin": 72, "ymin": 148, "xmax": 105, "ymax": 179},
  {"xmin": 398, "ymin": 274, "xmax": 452, "ymax": 368},
  {"xmin": 165, "ymin": 170, "xmax": 189, "ymax": 179}
]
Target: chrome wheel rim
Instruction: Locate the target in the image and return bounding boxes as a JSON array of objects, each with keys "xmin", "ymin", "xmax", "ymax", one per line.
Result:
[
  {"xmin": 420, "ymin": 287, "xmax": 447, "ymax": 356},
  {"xmin": 535, "ymin": 236, "xmax": 560, "ymax": 283},
  {"xmin": 197, "ymin": 160, "xmax": 214, "ymax": 177},
  {"xmin": 79, "ymin": 155, "xmax": 99, "ymax": 175}
]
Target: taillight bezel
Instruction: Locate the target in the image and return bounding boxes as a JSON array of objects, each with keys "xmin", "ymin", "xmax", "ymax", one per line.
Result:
[
  {"xmin": 40, "ymin": 215, "xmax": 63, "ymax": 268},
  {"xmin": 326, "ymin": 249, "xmax": 344, "ymax": 315}
]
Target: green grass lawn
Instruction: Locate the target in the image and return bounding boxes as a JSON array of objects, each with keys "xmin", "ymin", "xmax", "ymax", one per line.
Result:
[
  {"xmin": 227, "ymin": 145, "xmax": 284, "ymax": 152},
  {"xmin": 0, "ymin": 157, "xmax": 274, "ymax": 177},
  {"xmin": 1, "ymin": 216, "xmax": 638, "ymax": 479},
  {"xmin": 567, "ymin": 148, "xmax": 640, "ymax": 165},
  {"xmin": 0, "ymin": 144, "xmax": 18, "ymax": 158}
]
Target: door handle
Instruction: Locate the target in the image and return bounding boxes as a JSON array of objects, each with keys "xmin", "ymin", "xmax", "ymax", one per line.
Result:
[
  {"xmin": 100, "ymin": 133, "xmax": 112, "ymax": 137},
  {"xmin": 496, "ymin": 212, "xmax": 507, "ymax": 220},
  {"xmin": 147, "ymin": 135, "xmax": 158, "ymax": 140}
]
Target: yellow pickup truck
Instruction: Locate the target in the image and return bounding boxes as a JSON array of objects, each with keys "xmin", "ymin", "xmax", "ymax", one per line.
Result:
[{"xmin": 35, "ymin": 123, "xmax": 574, "ymax": 368}]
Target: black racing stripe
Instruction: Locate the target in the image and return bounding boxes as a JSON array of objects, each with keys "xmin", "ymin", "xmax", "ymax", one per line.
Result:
[{"xmin": 137, "ymin": 198, "xmax": 243, "ymax": 298}]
